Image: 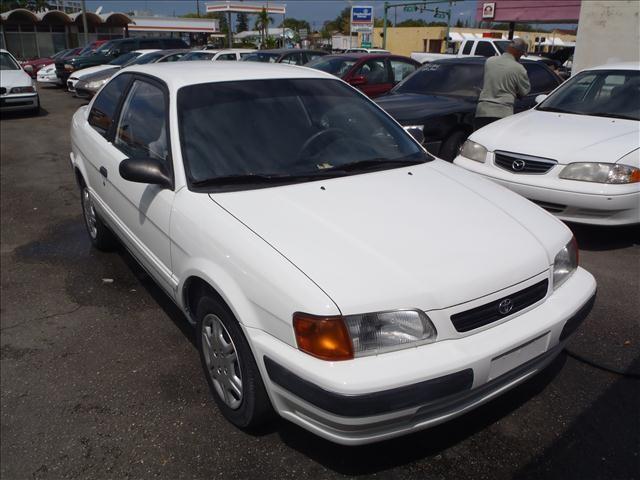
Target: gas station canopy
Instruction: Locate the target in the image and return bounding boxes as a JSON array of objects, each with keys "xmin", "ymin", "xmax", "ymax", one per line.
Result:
[
  {"xmin": 206, "ymin": 2, "xmax": 286, "ymax": 15},
  {"xmin": 476, "ymin": 0, "xmax": 581, "ymax": 23}
]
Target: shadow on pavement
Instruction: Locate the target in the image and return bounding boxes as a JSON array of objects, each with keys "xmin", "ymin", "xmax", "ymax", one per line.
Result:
[
  {"xmin": 568, "ymin": 222, "xmax": 640, "ymax": 251},
  {"xmin": 514, "ymin": 355, "xmax": 640, "ymax": 480},
  {"xmin": 0, "ymin": 106, "xmax": 49, "ymax": 120}
]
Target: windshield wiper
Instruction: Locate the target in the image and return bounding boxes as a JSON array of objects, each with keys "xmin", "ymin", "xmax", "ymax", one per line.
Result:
[
  {"xmin": 537, "ymin": 106, "xmax": 576, "ymax": 114},
  {"xmin": 584, "ymin": 112, "xmax": 638, "ymax": 121},
  {"xmin": 191, "ymin": 171, "xmax": 343, "ymax": 187},
  {"xmin": 331, "ymin": 157, "xmax": 428, "ymax": 173}
]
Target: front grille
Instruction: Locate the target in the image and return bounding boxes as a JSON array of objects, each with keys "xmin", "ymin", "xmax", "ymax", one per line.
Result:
[
  {"xmin": 530, "ymin": 200, "xmax": 566, "ymax": 213},
  {"xmin": 494, "ymin": 151, "xmax": 556, "ymax": 174},
  {"xmin": 0, "ymin": 87, "xmax": 6, "ymax": 95},
  {"xmin": 451, "ymin": 280, "xmax": 549, "ymax": 333}
]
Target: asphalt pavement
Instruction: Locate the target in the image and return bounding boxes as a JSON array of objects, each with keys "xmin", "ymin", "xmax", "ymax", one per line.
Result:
[{"xmin": 1, "ymin": 86, "xmax": 638, "ymax": 480}]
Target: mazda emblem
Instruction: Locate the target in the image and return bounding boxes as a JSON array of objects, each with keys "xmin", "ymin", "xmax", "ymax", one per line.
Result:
[
  {"xmin": 498, "ymin": 298, "xmax": 514, "ymax": 315},
  {"xmin": 512, "ymin": 159, "xmax": 526, "ymax": 171}
]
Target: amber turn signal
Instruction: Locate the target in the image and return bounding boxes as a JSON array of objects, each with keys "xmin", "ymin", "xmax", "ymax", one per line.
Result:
[{"xmin": 293, "ymin": 313, "xmax": 354, "ymax": 361}]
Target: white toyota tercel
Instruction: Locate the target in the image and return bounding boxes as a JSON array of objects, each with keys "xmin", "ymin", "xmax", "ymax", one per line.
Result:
[
  {"xmin": 70, "ymin": 63, "xmax": 596, "ymax": 445},
  {"xmin": 455, "ymin": 63, "xmax": 640, "ymax": 226}
]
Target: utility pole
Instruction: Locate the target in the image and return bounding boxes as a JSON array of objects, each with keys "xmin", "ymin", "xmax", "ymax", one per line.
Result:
[
  {"xmin": 382, "ymin": 2, "xmax": 388, "ymax": 49},
  {"xmin": 196, "ymin": 0, "xmax": 200, "ymax": 18},
  {"xmin": 81, "ymin": 0, "xmax": 88, "ymax": 46}
]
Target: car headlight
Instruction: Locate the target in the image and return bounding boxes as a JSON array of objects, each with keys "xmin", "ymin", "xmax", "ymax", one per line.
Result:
[
  {"xmin": 553, "ymin": 237, "xmax": 578, "ymax": 290},
  {"xmin": 559, "ymin": 163, "xmax": 640, "ymax": 184},
  {"xmin": 23, "ymin": 65, "xmax": 33, "ymax": 72},
  {"xmin": 460, "ymin": 140, "xmax": 487, "ymax": 163},
  {"xmin": 10, "ymin": 86, "xmax": 35, "ymax": 93},
  {"xmin": 64, "ymin": 63, "xmax": 75, "ymax": 71},
  {"xmin": 85, "ymin": 79, "xmax": 108, "ymax": 90},
  {"xmin": 293, "ymin": 310, "xmax": 437, "ymax": 360}
]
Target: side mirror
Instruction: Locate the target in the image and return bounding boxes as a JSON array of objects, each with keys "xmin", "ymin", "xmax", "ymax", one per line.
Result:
[
  {"xmin": 119, "ymin": 157, "xmax": 171, "ymax": 188},
  {"xmin": 535, "ymin": 94, "xmax": 548, "ymax": 104},
  {"xmin": 349, "ymin": 75, "xmax": 367, "ymax": 87},
  {"xmin": 404, "ymin": 126, "xmax": 425, "ymax": 144}
]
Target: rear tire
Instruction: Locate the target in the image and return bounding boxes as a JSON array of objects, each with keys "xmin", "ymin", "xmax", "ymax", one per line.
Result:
[
  {"xmin": 196, "ymin": 295, "xmax": 273, "ymax": 429},
  {"xmin": 80, "ymin": 185, "xmax": 117, "ymax": 251},
  {"xmin": 440, "ymin": 130, "xmax": 468, "ymax": 162}
]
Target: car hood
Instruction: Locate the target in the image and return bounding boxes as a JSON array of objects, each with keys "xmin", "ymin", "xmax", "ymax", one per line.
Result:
[
  {"xmin": 80, "ymin": 67, "xmax": 119, "ymax": 82},
  {"xmin": 211, "ymin": 161, "xmax": 566, "ymax": 314},
  {"xmin": 0, "ymin": 69, "xmax": 32, "ymax": 89},
  {"xmin": 71, "ymin": 64, "xmax": 115, "ymax": 79},
  {"xmin": 471, "ymin": 109, "xmax": 639, "ymax": 163},
  {"xmin": 375, "ymin": 93, "xmax": 475, "ymax": 124}
]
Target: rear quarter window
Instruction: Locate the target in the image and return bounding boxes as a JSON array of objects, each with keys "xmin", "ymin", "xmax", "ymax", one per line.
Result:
[{"xmin": 87, "ymin": 73, "xmax": 132, "ymax": 137}]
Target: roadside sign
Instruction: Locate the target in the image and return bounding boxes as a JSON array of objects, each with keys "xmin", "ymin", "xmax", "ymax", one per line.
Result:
[
  {"xmin": 351, "ymin": 5, "xmax": 374, "ymax": 33},
  {"xmin": 351, "ymin": 6, "xmax": 374, "ymax": 24},
  {"xmin": 404, "ymin": 6, "xmax": 417, "ymax": 12},
  {"xmin": 299, "ymin": 28, "xmax": 308, "ymax": 39},
  {"xmin": 361, "ymin": 41, "xmax": 372, "ymax": 48}
]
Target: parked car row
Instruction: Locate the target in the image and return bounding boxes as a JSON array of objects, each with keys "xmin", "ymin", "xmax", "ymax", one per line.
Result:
[{"xmin": 69, "ymin": 61, "xmax": 605, "ymax": 447}]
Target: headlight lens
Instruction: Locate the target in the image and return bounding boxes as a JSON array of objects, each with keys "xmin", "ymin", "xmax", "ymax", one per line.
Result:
[
  {"xmin": 85, "ymin": 79, "xmax": 108, "ymax": 90},
  {"xmin": 460, "ymin": 140, "xmax": 487, "ymax": 163},
  {"xmin": 23, "ymin": 65, "xmax": 33, "ymax": 72},
  {"xmin": 559, "ymin": 163, "xmax": 640, "ymax": 184},
  {"xmin": 293, "ymin": 310, "xmax": 437, "ymax": 360},
  {"xmin": 553, "ymin": 237, "xmax": 578, "ymax": 290},
  {"xmin": 344, "ymin": 310, "xmax": 436, "ymax": 357},
  {"xmin": 10, "ymin": 86, "xmax": 35, "ymax": 93},
  {"xmin": 64, "ymin": 63, "xmax": 75, "ymax": 71}
]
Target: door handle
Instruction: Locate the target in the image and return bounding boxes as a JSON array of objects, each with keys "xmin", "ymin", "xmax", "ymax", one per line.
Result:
[{"xmin": 99, "ymin": 166, "xmax": 108, "ymax": 178}]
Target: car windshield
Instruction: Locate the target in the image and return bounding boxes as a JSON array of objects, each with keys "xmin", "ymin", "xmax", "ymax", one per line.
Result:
[
  {"xmin": 0, "ymin": 52, "xmax": 20, "ymax": 70},
  {"xmin": 178, "ymin": 78, "xmax": 430, "ymax": 190},
  {"xmin": 181, "ymin": 51, "xmax": 215, "ymax": 61},
  {"xmin": 494, "ymin": 41, "xmax": 510, "ymax": 53},
  {"xmin": 242, "ymin": 52, "xmax": 280, "ymax": 63},
  {"xmin": 108, "ymin": 52, "xmax": 141, "ymax": 65},
  {"xmin": 306, "ymin": 57, "xmax": 357, "ymax": 77},
  {"xmin": 94, "ymin": 41, "xmax": 115, "ymax": 55},
  {"xmin": 51, "ymin": 49, "xmax": 69, "ymax": 59},
  {"xmin": 393, "ymin": 63, "xmax": 484, "ymax": 98},
  {"xmin": 538, "ymin": 69, "xmax": 639, "ymax": 121},
  {"xmin": 126, "ymin": 52, "xmax": 165, "ymax": 65}
]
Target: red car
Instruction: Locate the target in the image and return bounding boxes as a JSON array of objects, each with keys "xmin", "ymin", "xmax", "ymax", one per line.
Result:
[
  {"xmin": 306, "ymin": 53, "xmax": 421, "ymax": 98},
  {"xmin": 20, "ymin": 40, "xmax": 108, "ymax": 78}
]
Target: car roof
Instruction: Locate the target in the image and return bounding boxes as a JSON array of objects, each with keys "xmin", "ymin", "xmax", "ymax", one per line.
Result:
[
  {"xmin": 431, "ymin": 56, "xmax": 542, "ymax": 65},
  {"xmin": 255, "ymin": 49, "xmax": 325, "ymax": 54},
  {"xmin": 119, "ymin": 62, "xmax": 336, "ymax": 90},
  {"xmin": 582, "ymin": 62, "xmax": 640, "ymax": 71},
  {"xmin": 322, "ymin": 53, "xmax": 398, "ymax": 60}
]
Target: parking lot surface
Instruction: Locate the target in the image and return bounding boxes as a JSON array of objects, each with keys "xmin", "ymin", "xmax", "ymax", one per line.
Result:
[{"xmin": 1, "ymin": 86, "xmax": 638, "ymax": 480}]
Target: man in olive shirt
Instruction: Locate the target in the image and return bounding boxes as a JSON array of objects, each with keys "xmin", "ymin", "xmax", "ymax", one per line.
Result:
[{"xmin": 474, "ymin": 38, "xmax": 531, "ymax": 130}]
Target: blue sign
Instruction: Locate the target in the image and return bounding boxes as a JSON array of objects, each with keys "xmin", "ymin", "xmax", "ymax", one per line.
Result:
[{"xmin": 351, "ymin": 6, "xmax": 373, "ymax": 24}]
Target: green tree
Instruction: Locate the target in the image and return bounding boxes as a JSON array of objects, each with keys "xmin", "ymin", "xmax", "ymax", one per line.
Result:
[
  {"xmin": 374, "ymin": 18, "xmax": 392, "ymax": 27},
  {"xmin": 236, "ymin": 12, "xmax": 249, "ymax": 33},
  {"xmin": 254, "ymin": 8, "xmax": 273, "ymax": 46},
  {"xmin": 280, "ymin": 17, "xmax": 311, "ymax": 35}
]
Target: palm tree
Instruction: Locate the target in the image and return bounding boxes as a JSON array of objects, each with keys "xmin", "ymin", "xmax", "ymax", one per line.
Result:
[{"xmin": 254, "ymin": 8, "xmax": 273, "ymax": 48}]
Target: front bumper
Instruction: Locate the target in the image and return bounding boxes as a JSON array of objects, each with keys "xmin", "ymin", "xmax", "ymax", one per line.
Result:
[
  {"xmin": 249, "ymin": 267, "xmax": 596, "ymax": 445},
  {"xmin": 454, "ymin": 155, "xmax": 640, "ymax": 226},
  {"xmin": 0, "ymin": 93, "xmax": 39, "ymax": 112}
]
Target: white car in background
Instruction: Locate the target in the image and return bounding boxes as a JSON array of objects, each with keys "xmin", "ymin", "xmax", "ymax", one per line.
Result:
[
  {"xmin": 67, "ymin": 49, "xmax": 159, "ymax": 93},
  {"xmin": 70, "ymin": 62, "xmax": 596, "ymax": 445},
  {"xmin": 0, "ymin": 49, "xmax": 39, "ymax": 114},
  {"xmin": 180, "ymin": 48, "xmax": 256, "ymax": 62},
  {"xmin": 36, "ymin": 62, "xmax": 60, "ymax": 85},
  {"xmin": 455, "ymin": 62, "xmax": 640, "ymax": 226}
]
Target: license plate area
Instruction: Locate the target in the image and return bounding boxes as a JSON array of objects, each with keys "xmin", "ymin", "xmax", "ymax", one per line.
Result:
[{"xmin": 489, "ymin": 332, "xmax": 550, "ymax": 381}]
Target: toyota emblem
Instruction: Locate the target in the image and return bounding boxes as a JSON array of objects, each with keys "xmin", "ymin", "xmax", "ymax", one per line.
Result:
[
  {"xmin": 512, "ymin": 159, "xmax": 526, "ymax": 171},
  {"xmin": 498, "ymin": 298, "xmax": 514, "ymax": 315}
]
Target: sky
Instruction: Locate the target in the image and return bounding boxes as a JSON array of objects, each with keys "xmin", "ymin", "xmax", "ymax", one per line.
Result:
[{"xmin": 85, "ymin": 0, "xmax": 478, "ymax": 30}]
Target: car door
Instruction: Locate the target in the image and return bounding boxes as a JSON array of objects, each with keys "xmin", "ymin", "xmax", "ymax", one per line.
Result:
[
  {"xmin": 100, "ymin": 76, "xmax": 177, "ymax": 295},
  {"xmin": 81, "ymin": 73, "xmax": 134, "ymax": 222},
  {"xmin": 387, "ymin": 57, "xmax": 419, "ymax": 87},
  {"xmin": 353, "ymin": 58, "xmax": 393, "ymax": 98},
  {"xmin": 516, "ymin": 63, "xmax": 562, "ymax": 112},
  {"xmin": 280, "ymin": 52, "xmax": 305, "ymax": 65}
]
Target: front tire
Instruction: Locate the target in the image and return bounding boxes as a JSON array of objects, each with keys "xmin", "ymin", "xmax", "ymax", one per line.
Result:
[
  {"xmin": 196, "ymin": 295, "xmax": 273, "ymax": 429},
  {"xmin": 80, "ymin": 185, "xmax": 117, "ymax": 251}
]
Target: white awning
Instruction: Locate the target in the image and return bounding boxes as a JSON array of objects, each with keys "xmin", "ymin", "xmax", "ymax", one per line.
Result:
[{"xmin": 129, "ymin": 16, "xmax": 219, "ymax": 33}]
